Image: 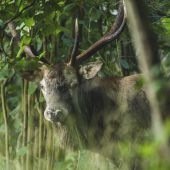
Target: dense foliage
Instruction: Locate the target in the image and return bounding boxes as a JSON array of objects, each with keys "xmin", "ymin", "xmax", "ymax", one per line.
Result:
[{"xmin": 0, "ymin": 0, "xmax": 170, "ymax": 170}]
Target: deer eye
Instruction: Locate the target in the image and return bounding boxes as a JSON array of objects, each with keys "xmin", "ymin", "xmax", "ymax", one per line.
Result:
[{"xmin": 40, "ymin": 84, "xmax": 44, "ymax": 89}]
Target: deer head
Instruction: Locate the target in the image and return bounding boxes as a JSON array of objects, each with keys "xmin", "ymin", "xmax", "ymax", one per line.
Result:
[{"xmin": 1, "ymin": 0, "xmax": 127, "ymax": 123}]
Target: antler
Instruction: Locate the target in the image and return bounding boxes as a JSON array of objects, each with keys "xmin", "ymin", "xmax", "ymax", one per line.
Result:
[
  {"xmin": 73, "ymin": 0, "xmax": 127, "ymax": 67},
  {"xmin": 0, "ymin": 21, "xmax": 50, "ymax": 65},
  {"xmin": 67, "ymin": 19, "xmax": 79, "ymax": 66}
]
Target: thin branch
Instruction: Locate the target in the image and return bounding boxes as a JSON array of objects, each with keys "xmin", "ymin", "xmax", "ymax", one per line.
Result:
[{"xmin": 1, "ymin": 79, "xmax": 10, "ymax": 170}]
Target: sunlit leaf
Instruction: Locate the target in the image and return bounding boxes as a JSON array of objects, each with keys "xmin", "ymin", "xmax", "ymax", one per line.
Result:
[
  {"xmin": 39, "ymin": 97, "xmax": 45, "ymax": 102},
  {"xmin": 56, "ymin": 25, "xmax": 69, "ymax": 35},
  {"xmin": 46, "ymin": 11, "xmax": 55, "ymax": 21},
  {"xmin": 35, "ymin": 157, "xmax": 47, "ymax": 163},
  {"xmin": 39, "ymin": 51, "xmax": 46, "ymax": 59},
  {"xmin": 134, "ymin": 77, "xmax": 146, "ymax": 90},
  {"xmin": 13, "ymin": 118, "xmax": 21, "ymax": 130},
  {"xmin": 34, "ymin": 102, "xmax": 39, "ymax": 109},
  {"xmin": 10, "ymin": 105, "xmax": 21, "ymax": 115},
  {"xmin": 21, "ymin": 36, "xmax": 32, "ymax": 46},
  {"xmin": 16, "ymin": 46, "xmax": 25, "ymax": 58},
  {"xmin": 25, "ymin": 17, "xmax": 34, "ymax": 27},
  {"xmin": 17, "ymin": 147, "xmax": 29, "ymax": 156},
  {"xmin": 28, "ymin": 84, "xmax": 37, "ymax": 95},
  {"xmin": 53, "ymin": 162, "xmax": 67, "ymax": 170},
  {"xmin": 15, "ymin": 59, "xmax": 25, "ymax": 70}
]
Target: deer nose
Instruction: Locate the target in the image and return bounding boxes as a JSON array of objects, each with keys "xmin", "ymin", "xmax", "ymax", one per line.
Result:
[
  {"xmin": 47, "ymin": 110, "xmax": 53, "ymax": 119},
  {"xmin": 46, "ymin": 109, "xmax": 62, "ymax": 121},
  {"xmin": 55, "ymin": 110, "xmax": 62, "ymax": 119}
]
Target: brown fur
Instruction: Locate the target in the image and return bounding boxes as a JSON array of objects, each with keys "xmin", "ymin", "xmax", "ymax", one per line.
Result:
[
  {"xmin": 47, "ymin": 63, "xmax": 151, "ymax": 165},
  {"xmin": 22, "ymin": 61, "xmax": 151, "ymax": 165}
]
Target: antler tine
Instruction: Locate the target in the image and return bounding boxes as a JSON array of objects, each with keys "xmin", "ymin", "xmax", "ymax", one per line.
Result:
[
  {"xmin": 1, "ymin": 21, "xmax": 50, "ymax": 65},
  {"xmin": 75, "ymin": 0, "xmax": 127, "ymax": 67},
  {"xmin": 67, "ymin": 18, "xmax": 79, "ymax": 67}
]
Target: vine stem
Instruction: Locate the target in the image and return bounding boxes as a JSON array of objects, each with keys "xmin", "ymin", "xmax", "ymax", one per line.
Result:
[{"xmin": 1, "ymin": 79, "xmax": 10, "ymax": 170}]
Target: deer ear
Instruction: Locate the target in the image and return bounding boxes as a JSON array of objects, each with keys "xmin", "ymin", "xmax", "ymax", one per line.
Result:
[
  {"xmin": 79, "ymin": 61, "xmax": 103, "ymax": 79},
  {"xmin": 20, "ymin": 68, "xmax": 43, "ymax": 82}
]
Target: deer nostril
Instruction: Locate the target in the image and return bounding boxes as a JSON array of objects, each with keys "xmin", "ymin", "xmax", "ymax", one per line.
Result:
[
  {"xmin": 47, "ymin": 110, "xmax": 53, "ymax": 118},
  {"xmin": 55, "ymin": 110, "xmax": 62, "ymax": 119}
]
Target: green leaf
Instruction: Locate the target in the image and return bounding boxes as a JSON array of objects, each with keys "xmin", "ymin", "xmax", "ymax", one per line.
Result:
[
  {"xmin": 56, "ymin": 25, "xmax": 69, "ymax": 35},
  {"xmin": 5, "ymin": 4, "xmax": 16, "ymax": 14},
  {"xmin": 39, "ymin": 51, "xmax": 46, "ymax": 59},
  {"xmin": 0, "ymin": 10, "xmax": 14, "ymax": 20},
  {"xmin": 120, "ymin": 59, "xmax": 129, "ymax": 69},
  {"xmin": 42, "ymin": 24, "xmax": 56, "ymax": 36},
  {"xmin": 35, "ymin": 157, "xmax": 47, "ymax": 163},
  {"xmin": 0, "ymin": 124, "xmax": 5, "ymax": 134},
  {"xmin": 44, "ymin": 2, "xmax": 58, "ymax": 16},
  {"xmin": 44, "ymin": 64, "xmax": 53, "ymax": 71},
  {"xmin": 17, "ymin": 147, "xmax": 29, "ymax": 156},
  {"xmin": 62, "ymin": 37, "xmax": 73, "ymax": 47},
  {"xmin": 0, "ymin": 62, "xmax": 4, "ymax": 67},
  {"xmin": 63, "ymin": 3, "xmax": 75, "ymax": 12},
  {"xmin": 13, "ymin": 118, "xmax": 21, "ymax": 130},
  {"xmin": 10, "ymin": 36, "xmax": 14, "ymax": 46},
  {"xmin": 27, "ymin": 141, "xmax": 33, "ymax": 145},
  {"xmin": 162, "ymin": 18, "xmax": 170, "ymax": 34},
  {"xmin": 98, "ymin": 71, "xmax": 105, "ymax": 77},
  {"xmin": 78, "ymin": 20, "xmax": 85, "ymax": 25},
  {"xmin": 0, "ymin": 70, "xmax": 8, "ymax": 80},
  {"xmin": 15, "ymin": 59, "xmax": 25, "ymax": 70},
  {"xmin": 134, "ymin": 77, "xmax": 146, "ymax": 90},
  {"xmin": 39, "ymin": 97, "xmax": 45, "ymax": 102},
  {"xmin": 53, "ymin": 162, "xmax": 67, "ymax": 170},
  {"xmin": 8, "ymin": 85, "xmax": 19, "ymax": 94},
  {"xmin": 34, "ymin": 102, "xmax": 39, "ymax": 109},
  {"xmin": 10, "ymin": 105, "xmax": 21, "ymax": 115},
  {"xmin": 23, "ymin": 7, "xmax": 35, "ymax": 18},
  {"xmin": 21, "ymin": 36, "xmax": 32, "ymax": 46},
  {"xmin": 25, "ymin": 17, "xmax": 34, "ymax": 27},
  {"xmin": 26, "ymin": 61, "xmax": 41, "ymax": 71},
  {"xmin": 62, "ymin": 12, "xmax": 69, "ymax": 16},
  {"xmin": 16, "ymin": 46, "xmax": 25, "ymax": 58},
  {"xmin": 47, "ymin": 43, "xmax": 53, "ymax": 52},
  {"xmin": 91, "ymin": 9, "xmax": 101, "ymax": 21},
  {"xmin": 46, "ymin": 11, "xmax": 55, "ymax": 21},
  {"xmin": 34, "ymin": 13, "xmax": 44, "ymax": 22},
  {"xmin": 28, "ymin": 84, "xmax": 37, "ymax": 95},
  {"xmin": 36, "ymin": 37, "xmax": 42, "ymax": 44}
]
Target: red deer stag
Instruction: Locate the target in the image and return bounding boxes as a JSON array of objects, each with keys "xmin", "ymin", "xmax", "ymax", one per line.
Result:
[{"xmin": 1, "ymin": 0, "xmax": 151, "ymax": 165}]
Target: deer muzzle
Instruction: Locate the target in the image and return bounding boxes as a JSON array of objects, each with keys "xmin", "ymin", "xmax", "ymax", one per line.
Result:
[{"xmin": 44, "ymin": 109, "xmax": 62, "ymax": 122}]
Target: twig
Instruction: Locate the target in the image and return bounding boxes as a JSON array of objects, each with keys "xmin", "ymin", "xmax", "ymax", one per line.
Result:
[{"xmin": 1, "ymin": 79, "xmax": 10, "ymax": 170}]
